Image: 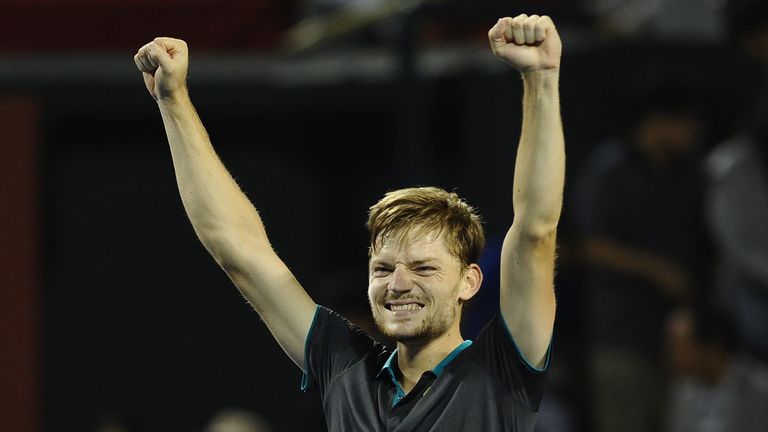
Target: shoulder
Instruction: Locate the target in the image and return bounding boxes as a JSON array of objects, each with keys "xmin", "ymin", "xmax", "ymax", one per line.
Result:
[
  {"xmin": 456, "ymin": 315, "xmax": 550, "ymax": 411},
  {"xmin": 467, "ymin": 314, "xmax": 551, "ymax": 373},
  {"xmin": 706, "ymin": 134, "xmax": 760, "ymax": 182},
  {"xmin": 303, "ymin": 306, "xmax": 386, "ymax": 393},
  {"xmin": 309, "ymin": 306, "xmax": 375, "ymax": 354}
]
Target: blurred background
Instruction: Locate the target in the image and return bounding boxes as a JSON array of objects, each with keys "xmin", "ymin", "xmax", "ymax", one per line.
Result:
[{"xmin": 2, "ymin": 0, "xmax": 768, "ymax": 431}]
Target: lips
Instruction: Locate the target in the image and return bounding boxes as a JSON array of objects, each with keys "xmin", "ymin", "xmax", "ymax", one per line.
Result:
[{"xmin": 385, "ymin": 301, "xmax": 425, "ymax": 311}]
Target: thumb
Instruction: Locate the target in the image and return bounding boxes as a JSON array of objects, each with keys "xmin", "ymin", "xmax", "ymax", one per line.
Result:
[
  {"xmin": 147, "ymin": 41, "xmax": 174, "ymax": 70},
  {"xmin": 488, "ymin": 18, "xmax": 509, "ymax": 49}
]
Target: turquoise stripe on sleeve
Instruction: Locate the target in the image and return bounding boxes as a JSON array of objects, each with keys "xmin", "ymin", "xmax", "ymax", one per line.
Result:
[
  {"xmin": 498, "ymin": 310, "xmax": 551, "ymax": 373},
  {"xmin": 300, "ymin": 304, "xmax": 322, "ymax": 392}
]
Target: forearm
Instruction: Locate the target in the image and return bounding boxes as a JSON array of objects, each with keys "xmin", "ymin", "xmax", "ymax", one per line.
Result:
[
  {"xmin": 582, "ymin": 236, "xmax": 690, "ymax": 299},
  {"xmin": 158, "ymin": 92, "xmax": 268, "ymax": 263},
  {"xmin": 584, "ymin": 236, "xmax": 671, "ymax": 277},
  {"xmin": 512, "ymin": 69, "xmax": 565, "ymax": 235}
]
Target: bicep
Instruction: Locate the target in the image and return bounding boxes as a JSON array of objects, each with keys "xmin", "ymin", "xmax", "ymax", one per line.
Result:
[
  {"xmin": 499, "ymin": 225, "xmax": 557, "ymax": 369},
  {"xmin": 224, "ymin": 245, "xmax": 317, "ymax": 371}
]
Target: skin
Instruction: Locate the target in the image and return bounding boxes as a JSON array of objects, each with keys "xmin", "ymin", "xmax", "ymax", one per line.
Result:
[
  {"xmin": 492, "ymin": 15, "xmax": 563, "ymax": 372},
  {"xmin": 134, "ymin": 12, "xmax": 563, "ymax": 395},
  {"xmin": 368, "ymin": 229, "xmax": 482, "ymax": 391}
]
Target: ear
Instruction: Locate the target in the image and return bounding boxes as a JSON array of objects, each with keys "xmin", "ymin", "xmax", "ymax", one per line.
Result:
[{"xmin": 458, "ymin": 263, "xmax": 483, "ymax": 301}]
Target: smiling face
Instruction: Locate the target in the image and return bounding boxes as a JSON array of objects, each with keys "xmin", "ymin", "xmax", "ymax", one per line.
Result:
[{"xmin": 367, "ymin": 228, "xmax": 480, "ymax": 343}]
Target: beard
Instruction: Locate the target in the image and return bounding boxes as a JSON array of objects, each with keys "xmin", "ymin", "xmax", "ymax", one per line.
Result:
[{"xmin": 370, "ymin": 298, "xmax": 459, "ymax": 343}]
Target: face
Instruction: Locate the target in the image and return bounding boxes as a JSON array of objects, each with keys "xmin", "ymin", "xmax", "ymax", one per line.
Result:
[
  {"xmin": 367, "ymin": 228, "xmax": 474, "ymax": 343},
  {"xmin": 635, "ymin": 113, "xmax": 700, "ymax": 161}
]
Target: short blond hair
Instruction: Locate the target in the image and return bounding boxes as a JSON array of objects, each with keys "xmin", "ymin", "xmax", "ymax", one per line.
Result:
[{"xmin": 367, "ymin": 187, "xmax": 485, "ymax": 267}]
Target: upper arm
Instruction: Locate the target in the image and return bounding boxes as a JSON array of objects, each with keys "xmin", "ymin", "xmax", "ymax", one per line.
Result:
[
  {"xmin": 220, "ymin": 241, "xmax": 317, "ymax": 372},
  {"xmin": 498, "ymin": 224, "xmax": 557, "ymax": 369}
]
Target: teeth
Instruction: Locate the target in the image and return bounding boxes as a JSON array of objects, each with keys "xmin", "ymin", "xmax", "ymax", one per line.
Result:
[{"xmin": 391, "ymin": 303, "xmax": 422, "ymax": 311}]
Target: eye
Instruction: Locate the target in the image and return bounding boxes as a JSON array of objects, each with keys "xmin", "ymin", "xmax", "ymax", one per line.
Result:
[
  {"xmin": 415, "ymin": 266, "xmax": 437, "ymax": 274},
  {"xmin": 372, "ymin": 266, "xmax": 392, "ymax": 276}
]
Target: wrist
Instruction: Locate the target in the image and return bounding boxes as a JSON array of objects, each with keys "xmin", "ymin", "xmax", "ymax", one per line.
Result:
[
  {"xmin": 156, "ymin": 88, "xmax": 191, "ymax": 108},
  {"xmin": 522, "ymin": 68, "xmax": 560, "ymax": 85}
]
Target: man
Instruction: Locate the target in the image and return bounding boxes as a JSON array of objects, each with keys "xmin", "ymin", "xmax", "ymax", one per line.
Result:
[
  {"xmin": 571, "ymin": 77, "xmax": 708, "ymax": 432},
  {"xmin": 134, "ymin": 13, "xmax": 563, "ymax": 431}
]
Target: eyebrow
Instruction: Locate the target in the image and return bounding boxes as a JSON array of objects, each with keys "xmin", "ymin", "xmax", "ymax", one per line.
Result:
[
  {"xmin": 410, "ymin": 259, "xmax": 439, "ymax": 266},
  {"xmin": 369, "ymin": 258, "xmax": 439, "ymax": 267}
]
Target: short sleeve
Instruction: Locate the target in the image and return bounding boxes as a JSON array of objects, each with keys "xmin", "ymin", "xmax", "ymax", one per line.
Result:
[
  {"xmin": 468, "ymin": 314, "xmax": 551, "ymax": 411},
  {"xmin": 301, "ymin": 306, "xmax": 377, "ymax": 397}
]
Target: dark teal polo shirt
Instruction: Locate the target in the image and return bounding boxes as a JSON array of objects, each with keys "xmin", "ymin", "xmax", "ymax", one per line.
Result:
[
  {"xmin": 377, "ymin": 340, "xmax": 473, "ymax": 407},
  {"xmin": 301, "ymin": 306, "xmax": 550, "ymax": 432}
]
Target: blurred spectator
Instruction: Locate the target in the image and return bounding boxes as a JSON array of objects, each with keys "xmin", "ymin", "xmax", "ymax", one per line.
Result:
[
  {"xmin": 667, "ymin": 3, "xmax": 768, "ymax": 430},
  {"xmin": 705, "ymin": 107, "xmax": 768, "ymax": 362},
  {"xmin": 586, "ymin": 0, "xmax": 727, "ymax": 42},
  {"xmin": 572, "ymin": 75, "xmax": 711, "ymax": 432},
  {"xmin": 665, "ymin": 307, "xmax": 768, "ymax": 432},
  {"xmin": 93, "ymin": 413, "xmax": 142, "ymax": 432},
  {"xmin": 725, "ymin": 0, "xmax": 768, "ymax": 70},
  {"xmin": 94, "ymin": 416, "xmax": 131, "ymax": 432},
  {"xmin": 705, "ymin": 0, "xmax": 768, "ymax": 370},
  {"xmin": 204, "ymin": 408, "xmax": 272, "ymax": 432},
  {"xmin": 307, "ymin": 0, "xmax": 384, "ymax": 14}
]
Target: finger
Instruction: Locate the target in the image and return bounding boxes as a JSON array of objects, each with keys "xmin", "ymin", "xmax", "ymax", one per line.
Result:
[
  {"xmin": 140, "ymin": 53, "xmax": 156, "ymax": 72},
  {"xmin": 523, "ymin": 15, "xmax": 539, "ymax": 44},
  {"xmin": 145, "ymin": 42, "xmax": 171, "ymax": 72},
  {"xmin": 136, "ymin": 46, "xmax": 156, "ymax": 73},
  {"xmin": 536, "ymin": 15, "xmax": 554, "ymax": 42},
  {"xmin": 152, "ymin": 37, "xmax": 186, "ymax": 69},
  {"xmin": 142, "ymin": 44, "xmax": 160, "ymax": 69},
  {"xmin": 488, "ymin": 18, "xmax": 508, "ymax": 50},
  {"xmin": 510, "ymin": 14, "xmax": 527, "ymax": 45},
  {"xmin": 488, "ymin": 18, "xmax": 503, "ymax": 42},
  {"xmin": 134, "ymin": 46, "xmax": 150, "ymax": 72},
  {"xmin": 133, "ymin": 52, "xmax": 146, "ymax": 72}
]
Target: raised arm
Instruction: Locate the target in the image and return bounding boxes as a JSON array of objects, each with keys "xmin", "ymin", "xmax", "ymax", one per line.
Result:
[
  {"xmin": 134, "ymin": 38, "xmax": 316, "ymax": 370},
  {"xmin": 488, "ymin": 15, "xmax": 564, "ymax": 368}
]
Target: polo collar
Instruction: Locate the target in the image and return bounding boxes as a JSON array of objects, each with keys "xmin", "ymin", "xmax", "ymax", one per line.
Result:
[{"xmin": 376, "ymin": 340, "xmax": 473, "ymax": 381}]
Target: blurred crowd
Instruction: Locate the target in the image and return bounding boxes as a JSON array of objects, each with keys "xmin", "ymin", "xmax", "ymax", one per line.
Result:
[
  {"xmin": 93, "ymin": 408, "xmax": 273, "ymax": 432},
  {"xmin": 559, "ymin": 0, "xmax": 768, "ymax": 431}
]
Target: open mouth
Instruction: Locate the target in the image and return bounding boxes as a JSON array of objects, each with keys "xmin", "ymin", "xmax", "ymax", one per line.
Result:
[{"xmin": 385, "ymin": 302, "xmax": 425, "ymax": 312}]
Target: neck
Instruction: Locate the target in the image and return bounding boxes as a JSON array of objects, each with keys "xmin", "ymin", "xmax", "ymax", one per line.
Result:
[{"xmin": 395, "ymin": 324, "xmax": 464, "ymax": 392}]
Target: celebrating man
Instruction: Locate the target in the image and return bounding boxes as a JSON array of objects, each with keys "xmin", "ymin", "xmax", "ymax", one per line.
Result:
[{"xmin": 134, "ymin": 13, "xmax": 563, "ymax": 431}]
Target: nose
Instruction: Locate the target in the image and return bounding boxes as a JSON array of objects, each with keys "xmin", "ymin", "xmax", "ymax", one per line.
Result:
[{"xmin": 388, "ymin": 266, "xmax": 413, "ymax": 294}]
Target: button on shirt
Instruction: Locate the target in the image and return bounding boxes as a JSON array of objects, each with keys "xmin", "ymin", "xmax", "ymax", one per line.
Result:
[
  {"xmin": 301, "ymin": 306, "xmax": 550, "ymax": 432},
  {"xmin": 377, "ymin": 340, "xmax": 472, "ymax": 409}
]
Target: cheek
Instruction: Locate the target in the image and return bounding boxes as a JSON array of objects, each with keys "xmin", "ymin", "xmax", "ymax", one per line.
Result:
[{"xmin": 367, "ymin": 279, "xmax": 384, "ymax": 301}]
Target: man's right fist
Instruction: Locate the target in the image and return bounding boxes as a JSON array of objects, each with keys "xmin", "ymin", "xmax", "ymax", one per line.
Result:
[{"xmin": 134, "ymin": 37, "xmax": 189, "ymax": 101}]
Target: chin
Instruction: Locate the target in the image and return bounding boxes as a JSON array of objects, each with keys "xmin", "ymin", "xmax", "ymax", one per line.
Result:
[
  {"xmin": 376, "ymin": 319, "xmax": 442, "ymax": 343},
  {"xmin": 372, "ymin": 304, "xmax": 457, "ymax": 343}
]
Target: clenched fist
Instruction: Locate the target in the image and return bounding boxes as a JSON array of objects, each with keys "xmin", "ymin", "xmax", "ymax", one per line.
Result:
[
  {"xmin": 134, "ymin": 37, "xmax": 189, "ymax": 101},
  {"xmin": 488, "ymin": 14, "xmax": 561, "ymax": 73}
]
